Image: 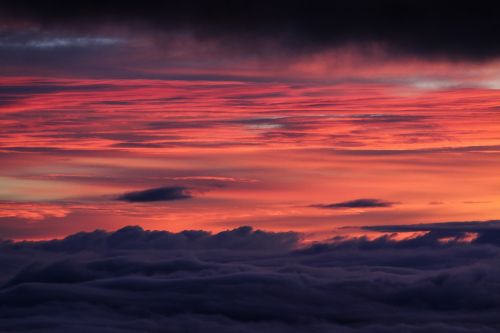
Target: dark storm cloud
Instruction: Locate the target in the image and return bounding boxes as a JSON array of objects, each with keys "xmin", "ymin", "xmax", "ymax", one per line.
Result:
[
  {"xmin": 312, "ymin": 198, "xmax": 396, "ymax": 209},
  {"xmin": 1, "ymin": 224, "xmax": 500, "ymax": 332},
  {"xmin": 1, "ymin": 1, "xmax": 500, "ymax": 60},
  {"xmin": 117, "ymin": 186, "xmax": 191, "ymax": 202}
]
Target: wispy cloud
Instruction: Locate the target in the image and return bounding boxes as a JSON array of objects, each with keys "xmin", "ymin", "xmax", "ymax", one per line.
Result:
[{"xmin": 0, "ymin": 34, "xmax": 124, "ymax": 49}]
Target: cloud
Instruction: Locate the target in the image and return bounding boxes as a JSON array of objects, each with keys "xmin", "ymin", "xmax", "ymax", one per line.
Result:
[
  {"xmin": 363, "ymin": 220, "xmax": 500, "ymax": 247},
  {"xmin": 0, "ymin": 1, "xmax": 499, "ymax": 60},
  {"xmin": 0, "ymin": 82, "xmax": 116, "ymax": 95},
  {"xmin": 1, "ymin": 223, "xmax": 500, "ymax": 332},
  {"xmin": 312, "ymin": 198, "xmax": 396, "ymax": 209},
  {"xmin": 364, "ymin": 220, "xmax": 500, "ymax": 233},
  {"xmin": 0, "ymin": 33, "xmax": 124, "ymax": 49},
  {"xmin": 117, "ymin": 186, "xmax": 192, "ymax": 202},
  {"xmin": 350, "ymin": 114, "xmax": 428, "ymax": 124}
]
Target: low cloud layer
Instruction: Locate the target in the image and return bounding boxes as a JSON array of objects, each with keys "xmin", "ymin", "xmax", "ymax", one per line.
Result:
[
  {"xmin": 117, "ymin": 186, "xmax": 191, "ymax": 202},
  {"xmin": 1, "ymin": 222, "xmax": 500, "ymax": 332}
]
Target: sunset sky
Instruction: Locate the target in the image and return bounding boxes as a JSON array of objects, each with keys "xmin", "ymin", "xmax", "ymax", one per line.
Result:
[
  {"xmin": 5, "ymin": 2, "xmax": 500, "ymax": 333},
  {"xmin": 2, "ymin": 1, "xmax": 500, "ymax": 240}
]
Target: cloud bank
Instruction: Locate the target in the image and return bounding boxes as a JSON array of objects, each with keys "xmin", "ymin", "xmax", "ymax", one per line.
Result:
[{"xmin": 1, "ymin": 223, "xmax": 500, "ymax": 332}]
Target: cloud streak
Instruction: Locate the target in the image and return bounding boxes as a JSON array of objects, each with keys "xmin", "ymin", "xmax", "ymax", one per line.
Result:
[
  {"xmin": 117, "ymin": 186, "xmax": 192, "ymax": 202},
  {"xmin": 312, "ymin": 198, "xmax": 396, "ymax": 209}
]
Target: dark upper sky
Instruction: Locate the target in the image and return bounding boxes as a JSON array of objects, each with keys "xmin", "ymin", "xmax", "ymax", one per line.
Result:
[{"xmin": 1, "ymin": 0, "xmax": 500, "ymax": 60}]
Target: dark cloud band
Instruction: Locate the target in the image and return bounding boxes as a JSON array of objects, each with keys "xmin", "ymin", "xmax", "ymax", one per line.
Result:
[
  {"xmin": 117, "ymin": 186, "xmax": 191, "ymax": 202},
  {"xmin": 1, "ymin": 1, "xmax": 500, "ymax": 60},
  {"xmin": 312, "ymin": 198, "xmax": 395, "ymax": 209}
]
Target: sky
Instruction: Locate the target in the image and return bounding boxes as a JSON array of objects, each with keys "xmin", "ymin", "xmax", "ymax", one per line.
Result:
[
  {"xmin": 2, "ymin": 1, "xmax": 500, "ymax": 240},
  {"xmin": 4, "ymin": 2, "xmax": 500, "ymax": 333}
]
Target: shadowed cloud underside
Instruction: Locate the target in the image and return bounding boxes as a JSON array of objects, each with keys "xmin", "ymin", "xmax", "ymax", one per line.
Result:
[
  {"xmin": 312, "ymin": 198, "xmax": 396, "ymax": 209},
  {"xmin": 118, "ymin": 186, "xmax": 192, "ymax": 203}
]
